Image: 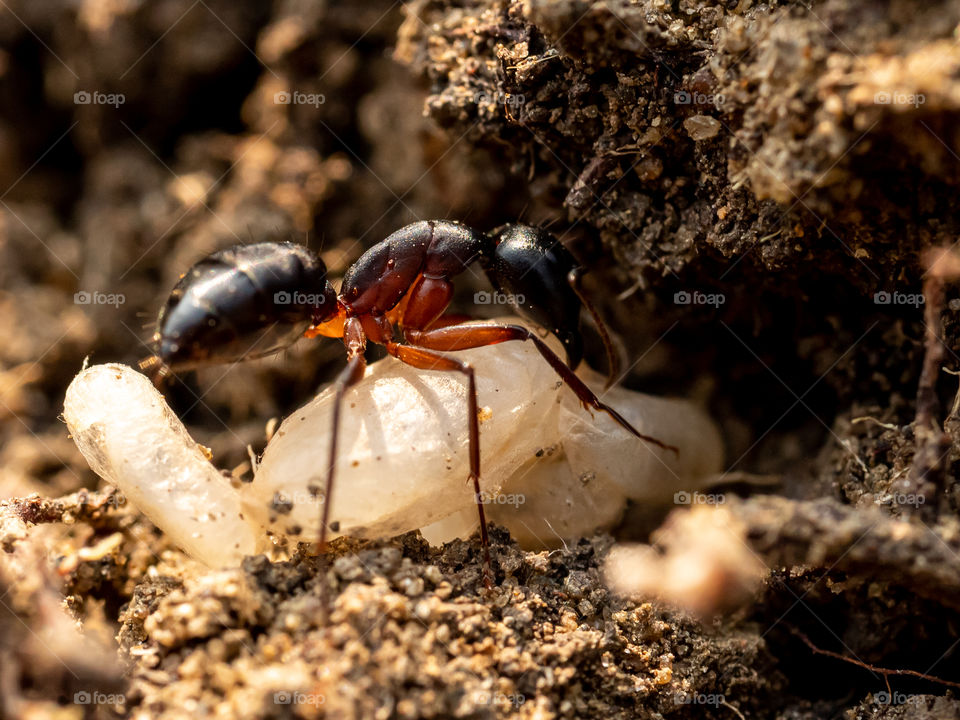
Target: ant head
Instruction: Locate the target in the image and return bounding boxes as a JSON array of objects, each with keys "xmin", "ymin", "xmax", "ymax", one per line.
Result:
[
  {"xmin": 150, "ymin": 242, "xmax": 338, "ymax": 373},
  {"xmin": 482, "ymin": 224, "xmax": 585, "ymax": 368}
]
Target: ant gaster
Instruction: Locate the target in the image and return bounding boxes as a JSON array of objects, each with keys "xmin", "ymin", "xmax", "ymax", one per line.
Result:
[{"xmin": 145, "ymin": 221, "xmax": 676, "ymax": 586}]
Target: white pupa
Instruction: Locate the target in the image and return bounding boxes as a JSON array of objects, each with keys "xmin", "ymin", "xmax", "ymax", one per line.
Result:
[
  {"xmin": 63, "ymin": 363, "xmax": 264, "ymax": 567},
  {"xmin": 63, "ymin": 322, "xmax": 724, "ymax": 567}
]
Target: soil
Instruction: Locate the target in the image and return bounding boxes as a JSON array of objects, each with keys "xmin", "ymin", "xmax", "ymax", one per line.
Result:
[{"xmin": 2, "ymin": 1, "xmax": 960, "ymax": 718}]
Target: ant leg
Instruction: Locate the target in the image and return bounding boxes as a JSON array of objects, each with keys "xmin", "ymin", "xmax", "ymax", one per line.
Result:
[
  {"xmin": 320, "ymin": 317, "xmax": 367, "ymax": 554},
  {"xmin": 320, "ymin": 357, "xmax": 366, "ymax": 552},
  {"xmin": 567, "ymin": 268, "xmax": 621, "ymax": 390},
  {"xmin": 424, "ymin": 313, "xmax": 473, "ymax": 330},
  {"xmin": 317, "ymin": 318, "xmax": 366, "ymax": 616},
  {"xmin": 383, "ymin": 341, "xmax": 494, "ymax": 589},
  {"xmin": 404, "ymin": 323, "xmax": 678, "ymax": 455}
]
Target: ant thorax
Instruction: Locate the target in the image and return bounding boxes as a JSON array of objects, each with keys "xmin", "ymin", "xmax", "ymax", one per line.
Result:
[{"xmin": 64, "ymin": 319, "xmax": 722, "ymax": 567}]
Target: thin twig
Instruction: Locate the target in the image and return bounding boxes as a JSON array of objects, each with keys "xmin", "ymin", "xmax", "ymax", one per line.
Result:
[{"xmin": 790, "ymin": 626, "xmax": 960, "ymax": 692}]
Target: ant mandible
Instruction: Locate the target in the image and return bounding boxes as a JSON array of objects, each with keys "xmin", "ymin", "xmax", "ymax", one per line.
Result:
[{"xmin": 144, "ymin": 221, "xmax": 676, "ymax": 585}]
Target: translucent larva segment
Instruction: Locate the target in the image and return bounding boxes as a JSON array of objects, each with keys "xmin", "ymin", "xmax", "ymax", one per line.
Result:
[
  {"xmin": 63, "ymin": 364, "xmax": 263, "ymax": 567},
  {"xmin": 419, "ymin": 439, "xmax": 629, "ymax": 550},
  {"xmin": 417, "ymin": 374, "xmax": 722, "ymax": 550},
  {"xmin": 243, "ymin": 323, "xmax": 568, "ymax": 542},
  {"xmin": 557, "ymin": 368, "xmax": 725, "ymax": 503},
  {"xmin": 62, "ymin": 332, "xmax": 724, "ymax": 568},
  {"xmin": 419, "ymin": 508, "xmax": 478, "ymax": 547},
  {"xmin": 482, "ymin": 447, "xmax": 628, "ymax": 549}
]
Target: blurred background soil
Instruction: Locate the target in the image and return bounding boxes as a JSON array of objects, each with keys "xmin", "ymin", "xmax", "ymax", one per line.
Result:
[{"xmin": 3, "ymin": 0, "xmax": 960, "ymax": 718}]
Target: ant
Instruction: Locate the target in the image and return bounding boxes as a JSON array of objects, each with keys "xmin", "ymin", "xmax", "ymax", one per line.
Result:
[{"xmin": 143, "ymin": 221, "xmax": 675, "ymax": 586}]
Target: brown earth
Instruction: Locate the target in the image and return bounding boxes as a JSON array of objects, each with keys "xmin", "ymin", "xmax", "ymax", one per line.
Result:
[{"xmin": 2, "ymin": 1, "xmax": 960, "ymax": 718}]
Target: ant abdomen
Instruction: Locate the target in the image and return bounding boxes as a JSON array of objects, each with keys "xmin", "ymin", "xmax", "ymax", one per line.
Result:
[{"xmin": 154, "ymin": 242, "xmax": 337, "ymax": 372}]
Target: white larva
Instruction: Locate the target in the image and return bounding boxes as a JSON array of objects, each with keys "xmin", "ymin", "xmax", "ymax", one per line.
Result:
[
  {"xmin": 419, "ymin": 367, "xmax": 725, "ymax": 547},
  {"xmin": 63, "ymin": 322, "xmax": 724, "ymax": 567},
  {"xmin": 244, "ymin": 330, "xmax": 567, "ymax": 543},
  {"xmin": 62, "ymin": 363, "xmax": 264, "ymax": 567}
]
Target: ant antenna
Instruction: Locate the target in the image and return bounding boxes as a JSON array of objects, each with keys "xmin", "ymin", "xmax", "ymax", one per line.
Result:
[
  {"xmin": 541, "ymin": 215, "xmax": 561, "ymax": 232},
  {"xmin": 568, "ymin": 268, "xmax": 621, "ymax": 389},
  {"xmin": 517, "ymin": 201, "xmax": 531, "ymax": 224}
]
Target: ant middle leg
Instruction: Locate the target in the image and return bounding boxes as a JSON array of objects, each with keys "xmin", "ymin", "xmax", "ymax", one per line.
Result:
[
  {"xmin": 382, "ymin": 340, "xmax": 494, "ymax": 588},
  {"xmin": 404, "ymin": 323, "xmax": 678, "ymax": 454}
]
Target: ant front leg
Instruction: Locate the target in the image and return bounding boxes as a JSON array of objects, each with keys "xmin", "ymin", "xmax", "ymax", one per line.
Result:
[
  {"xmin": 404, "ymin": 323, "xmax": 678, "ymax": 454},
  {"xmin": 319, "ymin": 317, "xmax": 367, "ymax": 557},
  {"xmin": 382, "ymin": 340, "xmax": 494, "ymax": 589},
  {"xmin": 314, "ymin": 316, "xmax": 367, "ymax": 619}
]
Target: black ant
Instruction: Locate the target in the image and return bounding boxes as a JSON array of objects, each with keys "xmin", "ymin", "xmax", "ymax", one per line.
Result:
[{"xmin": 143, "ymin": 221, "xmax": 675, "ymax": 585}]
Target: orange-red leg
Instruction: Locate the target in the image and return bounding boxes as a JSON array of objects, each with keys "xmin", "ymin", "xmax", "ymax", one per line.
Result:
[
  {"xmin": 404, "ymin": 323, "xmax": 678, "ymax": 454},
  {"xmin": 383, "ymin": 340, "xmax": 494, "ymax": 588},
  {"xmin": 424, "ymin": 313, "xmax": 473, "ymax": 330},
  {"xmin": 320, "ymin": 358, "xmax": 366, "ymax": 552},
  {"xmin": 317, "ymin": 317, "xmax": 367, "ymax": 614}
]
